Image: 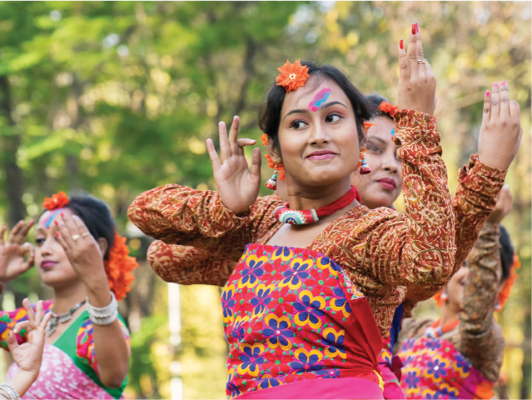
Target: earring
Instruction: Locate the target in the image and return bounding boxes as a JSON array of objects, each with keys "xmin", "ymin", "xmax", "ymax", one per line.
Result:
[
  {"xmin": 441, "ymin": 288, "xmax": 448, "ymax": 301},
  {"xmin": 265, "ymin": 167, "xmax": 278, "ymax": 190},
  {"xmin": 495, "ymin": 298, "xmax": 501, "ymax": 311},
  {"xmin": 359, "ymin": 150, "xmax": 372, "ymax": 175}
]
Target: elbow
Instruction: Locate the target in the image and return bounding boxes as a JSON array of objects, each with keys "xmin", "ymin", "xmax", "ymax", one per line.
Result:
[{"xmin": 100, "ymin": 373, "xmax": 127, "ymax": 389}]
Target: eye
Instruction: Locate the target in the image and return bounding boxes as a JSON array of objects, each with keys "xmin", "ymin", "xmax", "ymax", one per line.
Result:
[
  {"xmin": 367, "ymin": 143, "xmax": 383, "ymax": 154},
  {"xmin": 35, "ymin": 238, "xmax": 45, "ymax": 246},
  {"xmin": 290, "ymin": 120, "xmax": 307, "ymax": 130},
  {"xmin": 325, "ymin": 114, "xmax": 342, "ymax": 123}
]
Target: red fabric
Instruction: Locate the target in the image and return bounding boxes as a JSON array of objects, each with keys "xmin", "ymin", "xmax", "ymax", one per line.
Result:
[{"xmin": 316, "ymin": 186, "xmax": 360, "ymax": 217}]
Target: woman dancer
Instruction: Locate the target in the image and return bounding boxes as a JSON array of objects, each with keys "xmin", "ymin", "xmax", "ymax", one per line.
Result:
[
  {"xmin": 0, "ymin": 192, "xmax": 136, "ymax": 399},
  {"xmin": 396, "ymin": 186, "xmax": 517, "ymax": 399},
  {"xmin": 129, "ymin": 25, "xmax": 503, "ymax": 398}
]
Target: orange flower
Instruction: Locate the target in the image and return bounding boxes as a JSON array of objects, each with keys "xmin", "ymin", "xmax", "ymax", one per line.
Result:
[
  {"xmin": 43, "ymin": 191, "xmax": 69, "ymax": 211},
  {"xmin": 497, "ymin": 253, "xmax": 520, "ymax": 311},
  {"xmin": 264, "ymin": 154, "xmax": 285, "ymax": 181},
  {"xmin": 378, "ymin": 101, "xmax": 398, "ymax": 117},
  {"xmin": 261, "ymin": 134, "xmax": 269, "ymax": 146},
  {"xmin": 364, "ymin": 122, "xmax": 377, "ymax": 131},
  {"xmin": 276, "ymin": 59, "xmax": 309, "ymax": 92},
  {"xmin": 104, "ymin": 231, "xmax": 139, "ymax": 302},
  {"xmin": 433, "ymin": 290, "xmax": 445, "ymax": 307}
]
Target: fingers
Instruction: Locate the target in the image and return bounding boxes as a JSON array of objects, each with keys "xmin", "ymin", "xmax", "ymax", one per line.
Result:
[
  {"xmin": 7, "ymin": 221, "xmax": 25, "ymax": 245},
  {"xmin": 6, "ymin": 331, "xmax": 19, "ymax": 353},
  {"xmin": 50, "ymin": 224, "xmax": 70, "ymax": 254},
  {"xmin": 218, "ymin": 121, "xmax": 231, "ymax": 163},
  {"xmin": 228, "ymin": 116, "xmax": 240, "ymax": 156},
  {"xmin": 206, "ymin": 139, "xmax": 222, "ymax": 173},
  {"xmin": 13, "ymin": 321, "xmax": 31, "ymax": 334},
  {"xmin": 23, "ymin": 298, "xmax": 36, "ymax": 327},
  {"xmin": 34, "ymin": 300, "xmax": 43, "ymax": 329},
  {"xmin": 398, "ymin": 39, "xmax": 409, "ymax": 82},
  {"xmin": 415, "ymin": 27, "xmax": 425, "ymax": 71},
  {"xmin": 406, "ymin": 23, "xmax": 420, "ymax": 79},
  {"xmin": 40, "ymin": 313, "xmax": 52, "ymax": 331},
  {"xmin": 0, "ymin": 225, "xmax": 6, "ymax": 246},
  {"xmin": 61, "ymin": 213, "xmax": 81, "ymax": 238},
  {"xmin": 18, "ymin": 220, "xmax": 34, "ymax": 244},
  {"xmin": 483, "ymin": 90, "xmax": 491, "ymax": 122},
  {"xmin": 510, "ymin": 100, "xmax": 520, "ymax": 120},
  {"xmin": 491, "ymin": 82, "xmax": 500, "ymax": 117},
  {"xmin": 500, "ymin": 81, "xmax": 510, "ymax": 117},
  {"xmin": 250, "ymin": 148, "xmax": 262, "ymax": 180},
  {"xmin": 237, "ymin": 139, "xmax": 257, "ymax": 148},
  {"xmin": 72, "ymin": 216, "xmax": 90, "ymax": 239},
  {"xmin": 21, "ymin": 243, "xmax": 35, "ymax": 272}
]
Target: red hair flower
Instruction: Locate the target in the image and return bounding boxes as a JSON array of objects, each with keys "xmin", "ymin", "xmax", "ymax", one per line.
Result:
[
  {"xmin": 43, "ymin": 191, "xmax": 69, "ymax": 211},
  {"xmin": 276, "ymin": 59, "xmax": 309, "ymax": 92},
  {"xmin": 378, "ymin": 101, "xmax": 398, "ymax": 117}
]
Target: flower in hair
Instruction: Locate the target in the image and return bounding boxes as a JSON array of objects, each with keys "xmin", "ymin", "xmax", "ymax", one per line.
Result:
[
  {"xmin": 496, "ymin": 253, "xmax": 520, "ymax": 311},
  {"xmin": 378, "ymin": 101, "xmax": 398, "ymax": 117},
  {"xmin": 276, "ymin": 59, "xmax": 309, "ymax": 92},
  {"xmin": 104, "ymin": 231, "xmax": 139, "ymax": 301},
  {"xmin": 364, "ymin": 122, "xmax": 377, "ymax": 131},
  {"xmin": 43, "ymin": 191, "xmax": 69, "ymax": 211}
]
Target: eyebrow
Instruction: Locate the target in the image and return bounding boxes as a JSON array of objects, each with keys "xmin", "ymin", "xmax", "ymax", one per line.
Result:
[
  {"xmin": 282, "ymin": 101, "xmax": 348, "ymax": 121},
  {"xmin": 368, "ymin": 136, "xmax": 387, "ymax": 145}
]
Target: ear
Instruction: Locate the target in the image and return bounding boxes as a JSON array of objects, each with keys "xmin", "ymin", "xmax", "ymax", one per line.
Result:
[
  {"xmin": 268, "ymin": 141, "xmax": 282, "ymax": 165},
  {"xmin": 97, "ymin": 237, "xmax": 108, "ymax": 257}
]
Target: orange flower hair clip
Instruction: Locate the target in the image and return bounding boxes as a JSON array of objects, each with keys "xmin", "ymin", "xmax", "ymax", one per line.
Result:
[
  {"xmin": 276, "ymin": 59, "xmax": 309, "ymax": 92},
  {"xmin": 43, "ymin": 191, "xmax": 69, "ymax": 211},
  {"xmin": 364, "ymin": 122, "xmax": 377, "ymax": 131},
  {"xmin": 104, "ymin": 230, "xmax": 139, "ymax": 302},
  {"xmin": 378, "ymin": 101, "xmax": 398, "ymax": 117},
  {"xmin": 496, "ymin": 253, "xmax": 521, "ymax": 311}
]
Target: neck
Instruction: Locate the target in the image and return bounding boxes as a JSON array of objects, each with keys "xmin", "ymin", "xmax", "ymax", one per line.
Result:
[
  {"xmin": 440, "ymin": 302, "xmax": 460, "ymax": 327},
  {"xmin": 52, "ymin": 280, "xmax": 87, "ymax": 314},
  {"xmin": 285, "ymin": 177, "xmax": 352, "ymax": 211}
]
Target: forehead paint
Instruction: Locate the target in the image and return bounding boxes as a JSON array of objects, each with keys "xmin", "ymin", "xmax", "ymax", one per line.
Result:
[
  {"xmin": 391, "ymin": 128, "xmax": 395, "ymax": 136},
  {"xmin": 308, "ymin": 88, "xmax": 332, "ymax": 112},
  {"xmin": 44, "ymin": 209, "xmax": 63, "ymax": 229}
]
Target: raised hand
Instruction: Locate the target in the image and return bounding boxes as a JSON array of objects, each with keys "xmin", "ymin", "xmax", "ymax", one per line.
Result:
[
  {"xmin": 397, "ymin": 23, "xmax": 437, "ymax": 115},
  {"xmin": 51, "ymin": 213, "xmax": 108, "ymax": 288},
  {"xmin": 206, "ymin": 116, "xmax": 261, "ymax": 215},
  {"xmin": 0, "ymin": 220, "xmax": 35, "ymax": 283},
  {"xmin": 8, "ymin": 299, "xmax": 52, "ymax": 380},
  {"xmin": 478, "ymin": 82, "xmax": 522, "ymax": 170},
  {"xmin": 487, "ymin": 185, "xmax": 513, "ymax": 224}
]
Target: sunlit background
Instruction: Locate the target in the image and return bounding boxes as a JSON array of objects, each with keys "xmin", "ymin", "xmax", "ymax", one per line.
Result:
[{"xmin": 0, "ymin": 1, "xmax": 529, "ymax": 399}]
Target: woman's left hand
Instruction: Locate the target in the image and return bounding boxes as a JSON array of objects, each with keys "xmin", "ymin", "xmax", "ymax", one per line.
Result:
[{"xmin": 51, "ymin": 214, "xmax": 108, "ymax": 288}]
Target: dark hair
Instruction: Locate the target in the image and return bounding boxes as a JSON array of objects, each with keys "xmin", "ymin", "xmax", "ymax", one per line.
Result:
[
  {"xmin": 365, "ymin": 93, "xmax": 394, "ymax": 121},
  {"xmin": 258, "ymin": 62, "xmax": 372, "ymax": 153},
  {"xmin": 499, "ymin": 225, "xmax": 514, "ymax": 283},
  {"xmin": 41, "ymin": 195, "xmax": 115, "ymax": 258}
]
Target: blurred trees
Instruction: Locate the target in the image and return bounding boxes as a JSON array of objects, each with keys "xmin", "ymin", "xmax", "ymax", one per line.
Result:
[{"xmin": 0, "ymin": 1, "xmax": 529, "ymax": 398}]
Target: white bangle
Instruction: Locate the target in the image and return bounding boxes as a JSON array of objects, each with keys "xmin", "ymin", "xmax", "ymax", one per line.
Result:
[
  {"xmin": 86, "ymin": 292, "xmax": 118, "ymax": 326},
  {"xmin": 0, "ymin": 384, "xmax": 20, "ymax": 400}
]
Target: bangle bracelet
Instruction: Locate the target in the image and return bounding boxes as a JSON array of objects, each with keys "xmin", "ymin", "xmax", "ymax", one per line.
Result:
[
  {"xmin": 0, "ymin": 384, "xmax": 20, "ymax": 400},
  {"xmin": 86, "ymin": 292, "xmax": 118, "ymax": 326}
]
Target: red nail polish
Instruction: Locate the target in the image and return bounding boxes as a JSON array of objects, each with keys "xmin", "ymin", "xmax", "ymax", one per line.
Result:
[
  {"xmin": 54, "ymin": 220, "xmax": 59, "ymax": 226},
  {"xmin": 501, "ymin": 81, "xmax": 507, "ymax": 86},
  {"xmin": 56, "ymin": 232, "xmax": 60, "ymax": 238},
  {"xmin": 494, "ymin": 82, "xmax": 499, "ymax": 88},
  {"xmin": 60, "ymin": 212, "xmax": 64, "ymax": 218},
  {"xmin": 411, "ymin": 23, "xmax": 416, "ymax": 34},
  {"xmin": 400, "ymin": 39, "xmax": 403, "ymax": 50},
  {"xmin": 486, "ymin": 90, "xmax": 490, "ymax": 97}
]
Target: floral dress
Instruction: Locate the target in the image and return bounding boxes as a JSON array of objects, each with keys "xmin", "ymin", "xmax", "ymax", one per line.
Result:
[
  {"xmin": 0, "ymin": 302, "xmax": 130, "ymax": 399},
  {"xmin": 396, "ymin": 223, "xmax": 505, "ymax": 399},
  {"xmin": 128, "ymin": 109, "xmax": 480, "ymax": 398}
]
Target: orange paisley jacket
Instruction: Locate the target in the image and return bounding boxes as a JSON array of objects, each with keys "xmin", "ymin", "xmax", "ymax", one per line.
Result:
[{"xmin": 128, "ymin": 110, "xmax": 505, "ymax": 335}]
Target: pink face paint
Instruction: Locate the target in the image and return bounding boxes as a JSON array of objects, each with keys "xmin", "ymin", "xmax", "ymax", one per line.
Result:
[{"xmin": 308, "ymin": 88, "xmax": 332, "ymax": 112}]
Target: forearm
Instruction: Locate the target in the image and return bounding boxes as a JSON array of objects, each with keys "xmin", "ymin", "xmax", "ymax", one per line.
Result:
[
  {"xmin": 92, "ymin": 321, "xmax": 130, "ymax": 388},
  {"xmin": 6, "ymin": 370, "xmax": 37, "ymax": 397}
]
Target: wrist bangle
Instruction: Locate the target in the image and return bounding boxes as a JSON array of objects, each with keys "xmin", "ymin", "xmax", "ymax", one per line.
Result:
[
  {"xmin": 86, "ymin": 292, "xmax": 118, "ymax": 326},
  {"xmin": 0, "ymin": 384, "xmax": 20, "ymax": 400}
]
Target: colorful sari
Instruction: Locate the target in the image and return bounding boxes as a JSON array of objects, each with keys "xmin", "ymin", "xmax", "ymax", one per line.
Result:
[{"xmin": 1, "ymin": 301, "xmax": 130, "ymax": 399}]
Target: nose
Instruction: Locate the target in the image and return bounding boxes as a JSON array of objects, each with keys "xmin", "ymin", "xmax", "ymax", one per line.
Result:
[
  {"xmin": 308, "ymin": 122, "xmax": 330, "ymax": 146},
  {"xmin": 40, "ymin": 235, "xmax": 54, "ymax": 257},
  {"xmin": 381, "ymin": 151, "xmax": 400, "ymax": 174}
]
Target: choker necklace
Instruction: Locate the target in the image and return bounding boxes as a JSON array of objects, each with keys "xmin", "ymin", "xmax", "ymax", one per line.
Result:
[
  {"xmin": 45, "ymin": 299, "xmax": 86, "ymax": 336},
  {"xmin": 274, "ymin": 186, "xmax": 361, "ymax": 225}
]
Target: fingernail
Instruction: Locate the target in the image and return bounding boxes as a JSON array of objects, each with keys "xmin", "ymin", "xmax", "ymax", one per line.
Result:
[
  {"xmin": 56, "ymin": 232, "xmax": 60, "ymax": 238},
  {"xmin": 494, "ymin": 82, "xmax": 499, "ymax": 88},
  {"xmin": 411, "ymin": 23, "xmax": 416, "ymax": 34},
  {"xmin": 54, "ymin": 221, "xmax": 59, "ymax": 226},
  {"xmin": 486, "ymin": 90, "xmax": 490, "ymax": 97},
  {"xmin": 501, "ymin": 81, "xmax": 507, "ymax": 86},
  {"xmin": 60, "ymin": 212, "xmax": 64, "ymax": 218},
  {"xmin": 400, "ymin": 39, "xmax": 404, "ymax": 50}
]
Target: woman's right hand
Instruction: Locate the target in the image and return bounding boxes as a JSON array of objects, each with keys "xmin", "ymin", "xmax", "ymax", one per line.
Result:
[
  {"xmin": 206, "ymin": 116, "xmax": 261, "ymax": 215},
  {"xmin": 397, "ymin": 23, "xmax": 437, "ymax": 115},
  {"xmin": 0, "ymin": 220, "xmax": 35, "ymax": 283},
  {"xmin": 487, "ymin": 185, "xmax": 513, "ymax": 224}
]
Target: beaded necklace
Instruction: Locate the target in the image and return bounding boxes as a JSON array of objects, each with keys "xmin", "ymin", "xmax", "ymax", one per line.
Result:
[{"xmin": 45, "ymin": 299, "xmax": 86, "ymax": 336}]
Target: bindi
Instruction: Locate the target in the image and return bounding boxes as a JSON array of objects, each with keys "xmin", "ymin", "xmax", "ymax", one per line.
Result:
[{"xmin": 308, "ymin": 88, "xmax": 332, "ymax": 112}]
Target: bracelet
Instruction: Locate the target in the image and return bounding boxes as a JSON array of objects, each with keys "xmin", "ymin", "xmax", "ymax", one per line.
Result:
[
  {"xmin": 0, "ymin": 384, "xmax": 20, "ymax": 400},
  {"xmin": 86, "ymin": 292, "xmax": 118, "ymax": 326}
]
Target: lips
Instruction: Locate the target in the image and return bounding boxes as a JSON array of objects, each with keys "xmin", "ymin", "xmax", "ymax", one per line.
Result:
[
  {"xmin": 377, "ymin": 178, "xmax": 397, "ymax": 190},
  {"xmin": 306, "ymin": 150, "xmax": 338, "ymax": 160},
  {"xmin": 41, "ymin": 260, "xmax": 57, "ymax": 269}
]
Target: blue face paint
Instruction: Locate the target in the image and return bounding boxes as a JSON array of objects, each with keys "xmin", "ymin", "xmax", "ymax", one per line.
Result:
[
  {"xmin": 44, "ymin": 209, "xmax": 63, "ymax": 228},
  {"xmin": 390, "ymin": 128, "xmax": 395, "ymax": 136}
]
